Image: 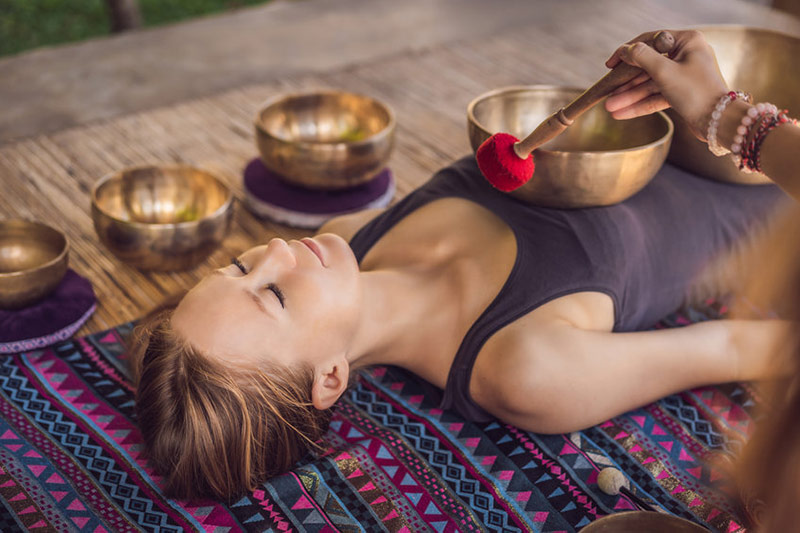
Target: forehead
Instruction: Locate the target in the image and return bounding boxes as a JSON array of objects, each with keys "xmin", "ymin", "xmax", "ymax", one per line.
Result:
[{"xmin": 171, "ymin": 274, "xmax": 278, "ymax": 365}]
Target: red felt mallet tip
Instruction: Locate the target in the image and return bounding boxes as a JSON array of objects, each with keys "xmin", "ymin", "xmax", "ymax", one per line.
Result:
[{"xmin": 476, "ymin": 133, "xmax": 535, "ymax": 192}]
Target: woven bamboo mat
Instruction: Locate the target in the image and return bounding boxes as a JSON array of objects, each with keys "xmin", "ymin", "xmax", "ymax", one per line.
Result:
[{"xmin": 2, "ymin": 3, "xmax": 799, "ymax": 337}]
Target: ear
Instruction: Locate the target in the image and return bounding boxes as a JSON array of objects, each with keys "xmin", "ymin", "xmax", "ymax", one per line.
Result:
[{"xmin": 311, "ymin": 357, "xmax": 350, "ymax": 410}]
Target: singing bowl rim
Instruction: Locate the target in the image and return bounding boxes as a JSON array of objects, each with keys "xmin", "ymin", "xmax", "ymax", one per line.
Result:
[
  {"xmin": 253, "ymin": 89, "xmax": 397, "ymax": 148},
  {"xmin": 467, "ymin": 84, "xmax": 674, "ymax": 157},
  {"xmin": 0, "ymin": 219, "xmax": 69, "ymax": 280},
  {"xmin": 90, "ymin": 163, "xmax": 234, "ymax": 230},
  {"xmin": 580, "ymin": 511, "xmax": 709, "ymax": 532},
  {"xmin": 690, "ymin": 23, "xmax": 800, "ymax": 42}
]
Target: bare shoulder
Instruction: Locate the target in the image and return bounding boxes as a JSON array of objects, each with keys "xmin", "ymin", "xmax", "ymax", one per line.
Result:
[
  {"xmin": 469, "ymin": 320, "xmax": 560, "ymax": 419},
  {"xmin": 317, "ymin": 208, "xmax": 386, "ymax": 241}
]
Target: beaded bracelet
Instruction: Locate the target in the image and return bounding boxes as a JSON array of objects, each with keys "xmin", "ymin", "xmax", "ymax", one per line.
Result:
[
  {"xmin": 751, "ymin": 110, "xmax": 796, "ymax": 173},
  {"xmin": 707, "ymin": 91, "xmax": 751, "ymax": 156},
  {"xmin": 731, "ymin": 102, "xmax": 778, "ymax": 173}
]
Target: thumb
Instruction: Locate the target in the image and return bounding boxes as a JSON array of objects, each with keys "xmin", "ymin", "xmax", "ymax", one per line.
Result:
[{"xmin": 619, "ymin": 42, "xmax": 672, "ymax": 82}]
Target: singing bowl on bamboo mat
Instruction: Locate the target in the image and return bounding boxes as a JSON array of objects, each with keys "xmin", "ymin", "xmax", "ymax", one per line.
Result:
[
  {"xmin": 91, "ymin": 165, "xmax": 233, "ymax": 271},
  {"xmin": 0, "ymin": 220, "xmax": 69, "ymax": 309},
  {"xmin": 581, "ymin": 511, "xmax": 708, "ymax": 532},
  {"xmin": 254, "ymin": 90, "xmax": 396, "ymax": 190},
  {"xmin": 468, "ymin": 85, "xmax": 673, "ymax": 208},
  {"xmin": 668, "ymin": 26, "xmax": 800, "ymax": 185}
]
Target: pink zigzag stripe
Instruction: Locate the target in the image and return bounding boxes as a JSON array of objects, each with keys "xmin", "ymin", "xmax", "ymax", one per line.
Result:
[
  {"xmin": 556, "ymin": 436, "xmax": 602, "ymax": 517},
  {"xmin": 507, "ymin": 426, "xmax": 600, "ymax": 517},
  {"xmin": 362, "ymin": 378, "xmax": 532, "ymax": 532},
  {"xmin": 327, "ymin": 428, "xmax": 430, "ymax": 530},
  {"xmin": 250, "ymin": 488, "xmax": 295, "ymax": 531},
  {"xmin": 20, "ymin": 354, "xmax": 218, "ymax": 530},
  {"xmin": 0, "ymin": 448, "xmax": 70, "ymax": 531},
  {"xmin": 335, "ymin": 403, "xmax": 466, "ymax": 532},
  {"xmin": 646, "ymin": 404, "xmax": 711, "ymax": 460},
  {"xmin": 3, "ymin": 359, "xmax": 138, "ymax": 531},
  {"xmin": 608, "ymin": 418, "xmax": 737, "ymax": 518},
  {"xmin": 337, "ymin": 418, "xmax": 457, "ymax": 531},
  {"xmin": 685, "ymin": 388, "xmax": 752, "ymax": 441},
  {"xmin": 288, "ymin": 472, "xmax": 340, "ymax": 531},
  {"xmin": 78, "ymin": 338, "xmax": 135, "ymax": 393},
  {"xmin": 323, "ymin": 423, "xmax": 433, "ymax": 532}
]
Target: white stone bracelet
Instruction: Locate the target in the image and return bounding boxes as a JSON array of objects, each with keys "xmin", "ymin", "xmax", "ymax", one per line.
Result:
[{"xmin": 706, "ymin": 91, "xmax": 751, "ymax": 157}]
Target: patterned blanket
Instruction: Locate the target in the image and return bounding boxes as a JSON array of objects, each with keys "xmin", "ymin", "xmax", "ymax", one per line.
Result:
[{"xmin": 0, "ymin": 305, "xmax": 754, "ymax": 532}]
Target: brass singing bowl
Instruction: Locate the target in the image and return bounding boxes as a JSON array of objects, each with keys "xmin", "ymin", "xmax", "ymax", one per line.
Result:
[
  {"xmin": 255, "ymin": 90, "xmax": 396, "ymax": 189},
  {"xmin": 581, "ymin": 511, "xmax": 708, "ymax": 532},
  {"xmin": 468, "ymin": 86, "xmax": 673, "ymax": 208},
  {"xmin": 668, "ymin": 26, "xmax": 800, "ymax": 185},
  {"xmin": 0, "ymin": 220, "xmax": 69, "ymax": 309},
  {"xmin": 91, "ymin": 165, "xmax": 234, "ymax": 271}
]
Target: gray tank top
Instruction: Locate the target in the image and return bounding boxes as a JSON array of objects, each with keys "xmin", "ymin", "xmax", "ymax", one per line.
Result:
[{"xmin": 348, "ymin": 156, "xmax": 785, "ymax": 422}]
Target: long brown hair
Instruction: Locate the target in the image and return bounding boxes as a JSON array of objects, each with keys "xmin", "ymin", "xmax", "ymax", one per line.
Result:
[
  {"xmin": 733, "ymin": 205, "xmax": 800, "ymax": 530},
  {"xmin": 129, "ymin": 294, "xmax": 332, "ymax": 502}
]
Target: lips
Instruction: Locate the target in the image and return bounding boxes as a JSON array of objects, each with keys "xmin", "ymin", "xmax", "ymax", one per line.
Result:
[{"xmin": 300, "ymin": 238, "xmax": 326, "ymax": 267}]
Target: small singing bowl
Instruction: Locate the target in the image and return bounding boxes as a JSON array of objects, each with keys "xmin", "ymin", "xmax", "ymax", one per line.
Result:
[
  {"xmin": 0, "ymin": 220, "xmax": 68, "ymax": 310},
  {"xmin": 468, "ymin": 85, "xmax": 673, "ymax": 208},
  {"xmin": 580, "ymin": 511, "xmax": 708, "ymax": 532},
  {"xmin": 669, "ymin": 26, "xmax": 800, "ymax": 185},
  {"xmin": 91, "ymin": 165, "xmax": 234, "ymax": 271},
  {"xmin": 254, "ymin": 90, "xmax": 396, "ymax": 190}
]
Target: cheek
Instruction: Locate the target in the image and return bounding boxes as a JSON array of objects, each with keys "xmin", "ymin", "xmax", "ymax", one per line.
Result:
[{"xmin": 291, "ymin": 267, "xmax": 360, "ymax": 331}]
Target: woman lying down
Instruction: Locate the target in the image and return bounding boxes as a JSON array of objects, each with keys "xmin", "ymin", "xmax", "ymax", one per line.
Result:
[{"xmin": 131, "ymin": 156, "xmax": 792, "ymax": 501}]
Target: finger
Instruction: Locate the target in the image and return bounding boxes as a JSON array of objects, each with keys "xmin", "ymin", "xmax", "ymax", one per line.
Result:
[
  {"xmin": 605, "ymin": 79, "xmax": 661, "ymax": 113},
  {"xmin": 619, "ymin": 42, "xmax": 673, "ymax": 82},
  {"xmin": 606, "ymin": 31, "xmax": 654, "ymax": 68},
  {"xmin": 610, "ymin": 72, "xmax": 651, "ymax": 96},
  {"xmin": 609, "ymin": 94, "xmax": 670, "ymax": 120}
]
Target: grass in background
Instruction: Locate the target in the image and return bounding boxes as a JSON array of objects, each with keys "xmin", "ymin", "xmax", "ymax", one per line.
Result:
[{"xmin": 0, "ymin": 0, "xmax": 269, "ymax": 57}]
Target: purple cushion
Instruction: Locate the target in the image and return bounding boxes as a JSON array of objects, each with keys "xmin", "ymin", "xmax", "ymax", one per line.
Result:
[
  {"xmin": 244, "ymin": 158, "xmax": 393, "ymax": 214},
  {"xmin": 243, "ymin": 158, "xmax": 395, "ymax": 229},
  {"xmin": 0, "ymin": 269, "xmax": 96, "ymax": 353}
]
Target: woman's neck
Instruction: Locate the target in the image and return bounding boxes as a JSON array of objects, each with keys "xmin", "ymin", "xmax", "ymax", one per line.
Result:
[{"xmin": 345, "ymin": 265, "xmax": 462, "ymax": 372}]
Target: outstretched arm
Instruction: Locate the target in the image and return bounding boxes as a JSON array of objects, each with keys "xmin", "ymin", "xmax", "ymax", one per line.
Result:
[{"xmin": 479, "ymin": 319, "xmax": 791, "ymax": 434}]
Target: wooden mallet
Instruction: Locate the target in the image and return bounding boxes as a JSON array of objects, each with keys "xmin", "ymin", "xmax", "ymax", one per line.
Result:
[{"xmin": 476, "ymin": 30, "xmax": 676, "ymax": 192}]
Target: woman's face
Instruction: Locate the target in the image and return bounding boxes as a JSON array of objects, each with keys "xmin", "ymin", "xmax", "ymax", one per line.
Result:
[{"xmin": 171, "ymin": 233, "xmax": 362, "ymax": 368}]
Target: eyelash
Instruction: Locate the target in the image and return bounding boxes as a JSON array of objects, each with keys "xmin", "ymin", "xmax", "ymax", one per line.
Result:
[{"xmin": 231, "ymin": 257, "xmax": 286, "ymax": 308}]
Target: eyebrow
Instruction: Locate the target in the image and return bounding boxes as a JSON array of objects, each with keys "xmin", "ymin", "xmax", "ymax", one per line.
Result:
[{"xmin": 209, "ymin": 269, "xmax": 275, "ymax": 318}]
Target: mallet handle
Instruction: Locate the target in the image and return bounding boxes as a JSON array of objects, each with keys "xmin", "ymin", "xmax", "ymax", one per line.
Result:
[{"xmin": 514, "ymin": 31, "xmax": 676, "ymax": 158}]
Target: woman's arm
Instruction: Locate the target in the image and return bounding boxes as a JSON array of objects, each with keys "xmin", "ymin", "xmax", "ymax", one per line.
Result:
[
  {"xmin": 716, "ymin": 99, "xmax": 800, "ymax": 201},
  {"xmin": 478, "ymin": 319, "xmax": 791, "ymax": 434}
]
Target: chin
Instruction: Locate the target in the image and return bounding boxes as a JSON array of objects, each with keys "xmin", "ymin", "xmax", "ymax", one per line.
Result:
[{"xmin": 317, "ymin": 233, "xmax": 359, "ymax": 269}]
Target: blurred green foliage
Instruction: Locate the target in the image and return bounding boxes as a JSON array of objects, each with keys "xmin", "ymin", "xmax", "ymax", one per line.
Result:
[{"xmin": 0, "ymin": 0, "xmax": 269, "ymax": 57}]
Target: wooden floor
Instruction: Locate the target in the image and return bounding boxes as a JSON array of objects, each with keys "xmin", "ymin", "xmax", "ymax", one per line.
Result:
[{"xmin": 1, "ymin": 0, "xmax": 799, "ymax": 337}]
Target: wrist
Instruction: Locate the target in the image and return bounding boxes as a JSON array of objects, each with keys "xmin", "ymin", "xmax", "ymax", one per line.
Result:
[{"xmin": 716, "ymin": 100, "xmax": 753, "ymax": 150}]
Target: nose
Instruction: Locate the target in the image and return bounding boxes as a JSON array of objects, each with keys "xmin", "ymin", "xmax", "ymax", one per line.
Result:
[{"xmin": 252, "ymin": 238, "xmax": 296, "ymax": 273}]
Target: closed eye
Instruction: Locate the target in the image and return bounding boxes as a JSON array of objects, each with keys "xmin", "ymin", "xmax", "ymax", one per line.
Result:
[
  {"xmin": 231, "ymin": 257, "xmax": 285, "ymax": 309},
  {"xmin": 232, "ymin": 257, "xmax": 247, "ymax": 274},
  {"xmin": 266, "ymin": 283, "xmax": 285, "ymax": 308}
]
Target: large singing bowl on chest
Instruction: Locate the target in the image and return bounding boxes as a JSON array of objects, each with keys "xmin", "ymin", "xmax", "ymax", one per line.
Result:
[
  {"xmin": 468, "ymin": 86, "xmax": 673, "ymax": 208},
  {"xmin": 667, "ymin": 26, "xmax": 800, "ymax": 185}
]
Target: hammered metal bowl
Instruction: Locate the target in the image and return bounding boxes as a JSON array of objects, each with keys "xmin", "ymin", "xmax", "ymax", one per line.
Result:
[
  {"xmin": 91, "ymin": 165, "xmax": 234, "ymax": 271},
  {"xmin": 468, "ymin": 85, "xmax": 673, "ymax": 208},
  {"xmin": 255, "ymin": 90, "xmax": 395, "ymax": 189},
  {"xmin": 0, "ymin": 220, "xmax": 68, "ymax": 309},
  {"xmin": 581, "ymin": 511, "xmax": 708, "ymax": 532},
  {"xmin": 668, "ymin": 26, "xmax": 800, "ymax": 185}
]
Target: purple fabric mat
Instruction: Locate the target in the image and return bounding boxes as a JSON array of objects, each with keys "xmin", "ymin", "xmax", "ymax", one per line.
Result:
[
  {"xmin": 0, "ymin": 269, "xmax": 95, "ymax": 350},
  {"xmin": 244, "ymin": 158, "xmax": 393, "ymax": 214}
]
